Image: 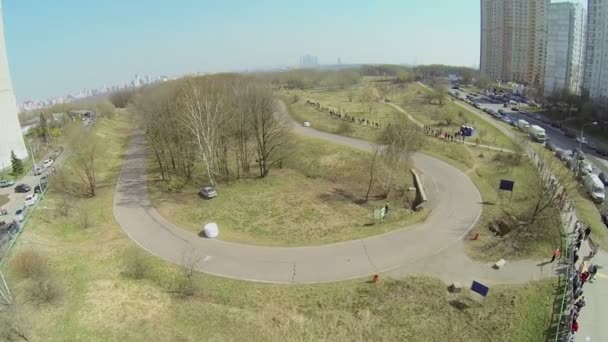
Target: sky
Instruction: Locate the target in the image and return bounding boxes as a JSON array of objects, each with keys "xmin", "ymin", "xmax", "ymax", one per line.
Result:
[{"xmin": 3, "ymin": 0, "xmax": 481, "ymax": 101}]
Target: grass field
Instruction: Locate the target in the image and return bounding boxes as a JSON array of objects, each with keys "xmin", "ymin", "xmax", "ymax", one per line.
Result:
[
  {"xmin": 421, "ymin": 137, "xmax": 560, "ymax": 260},
  {"xmin": 279, "ymin": 86, "xmax": 403, "ymax": 141},
  {"xmin": 148, "ymin": 135, "xmax": 429, "ymax": 246},
  {"xmin": 0, "ymin": 111, "xmax": 557, "ymax": 342},
  {"xmin": 384, "ymin": 83, "xmax": 517, "ymax": 150}
]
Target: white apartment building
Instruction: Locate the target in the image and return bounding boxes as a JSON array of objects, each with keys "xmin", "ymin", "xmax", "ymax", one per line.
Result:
[
  {"xmin": 582, "ymin": 0, "xmax": 608, "ymax": 105},
  {"xmin": 544, "ymin": 1, "xmax": 585, "ymax": 96},
  {"xmin": 480, "ymin": 0, "xmax": 550, "ymax": 86}
]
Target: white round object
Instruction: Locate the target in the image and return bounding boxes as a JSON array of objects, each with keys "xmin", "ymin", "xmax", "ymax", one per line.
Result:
[
  {"xmin": 303, "ymin": 121, "xmax": 311, "ymax": 127},
  {"xmin": 203, "ymin": 222, "xmax": 219, "ymax": 238}
]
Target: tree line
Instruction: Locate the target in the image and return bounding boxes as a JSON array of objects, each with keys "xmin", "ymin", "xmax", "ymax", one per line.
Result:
[{"xmin": 133, "ymin": 74, "xmax": 291, "ymax": 187}]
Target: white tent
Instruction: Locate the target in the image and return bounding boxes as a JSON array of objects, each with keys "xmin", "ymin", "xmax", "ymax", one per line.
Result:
[{"xmin": 203, "ymin": 222, "xmax": 219, "ymax": 238}]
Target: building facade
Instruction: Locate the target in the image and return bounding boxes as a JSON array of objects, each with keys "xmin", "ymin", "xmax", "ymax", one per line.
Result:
[
  {"xmin": 480, "ymin": 0, "xmax": 549, "ymax": 87},
  {"xmin": 544, "ymin": 1, "xmax": 585, "ymax": 96},
  {"xmin": 0, "ymin": 1, "xmax": 28, "ymax": 169},
  {"xmin": 582, "ymin": 0, "xmax": 608, "ymax": 105}
]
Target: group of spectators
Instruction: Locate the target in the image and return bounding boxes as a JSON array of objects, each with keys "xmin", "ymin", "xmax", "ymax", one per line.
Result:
[
  {"xmin": 565, "ymin": 221, "xmax": 600, "ymax": 341},
  {"xmin": 422, "ymin": 125, "xmax": 468, "ymax": 143},
  {"xmin": 304, "ymin": 100, "xmax": 381, "ymax": 128}
]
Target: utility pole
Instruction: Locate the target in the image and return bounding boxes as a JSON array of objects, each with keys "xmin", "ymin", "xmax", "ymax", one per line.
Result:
[{"xmin": 27, "ymin": 139, "xmax": 44, "ymax": 199}]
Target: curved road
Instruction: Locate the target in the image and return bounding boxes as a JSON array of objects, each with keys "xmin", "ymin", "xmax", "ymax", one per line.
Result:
[{"xmin": 113, "ymin": 104, "xmax": 552, "ymax": 284}]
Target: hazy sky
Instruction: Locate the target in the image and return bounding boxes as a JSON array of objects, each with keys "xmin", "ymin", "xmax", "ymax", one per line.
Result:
[{"xmin": 3, "ymin": 0, "xmax": 480, "ymax": 101}]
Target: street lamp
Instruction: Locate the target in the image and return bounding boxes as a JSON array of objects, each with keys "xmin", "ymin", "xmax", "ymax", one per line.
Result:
[{"xmin": 579, "ymin": 121, "xmax": 598, "ymax": 151}]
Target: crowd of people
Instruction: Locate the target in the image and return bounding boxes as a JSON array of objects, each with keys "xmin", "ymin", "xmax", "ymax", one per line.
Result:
[
  {"xmin": 422, "ymin": 125, "xmax": 469, "ymax": 143},
  {"xmin": 304, "ymin": 99, "xmax": 382, "ymax": 128},
  {"xmin": 564, "ymin": 220, "xmax": 600, "ymax": 341}
]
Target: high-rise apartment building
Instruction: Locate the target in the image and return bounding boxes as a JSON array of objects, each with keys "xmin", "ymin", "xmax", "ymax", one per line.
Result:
[
  {"xmin": 582, "ymin": 0, "xmax": 608, "ymax": 105},
  {"xmin": 544, "ymin": 1, "xmax": 585, "ymax": 96},
  {"xmin": 480, "ymin": 0, "xmax": 549, "ymax": 87},
  {"xmin": 299, "ymin": 54, "xmax": 319, "ymax": 67},
  {"xmin": 0, "ymin": 1, "xmax": 28, "ymax": 168}
]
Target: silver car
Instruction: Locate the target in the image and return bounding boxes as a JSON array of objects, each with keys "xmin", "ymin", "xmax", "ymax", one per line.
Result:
[{"xmin": 199, "ymin": 186, "xmax": 217, "ymax": 199}]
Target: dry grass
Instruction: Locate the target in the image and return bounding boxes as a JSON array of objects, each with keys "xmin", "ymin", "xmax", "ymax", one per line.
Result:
[
  {"xmin": 0, "ymin": 194, "xmax": 8, "ymax": 207},
  {"xmin": 0, "ymin": 112, "xmax": 554, "ymax": 342},
  {"xmin": 148, "ymin": 135, "xmax": 428, "ymax": 246}
]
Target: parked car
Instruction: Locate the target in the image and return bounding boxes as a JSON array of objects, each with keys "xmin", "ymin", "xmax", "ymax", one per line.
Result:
[
  {"xmin": 556, "ymin": 149, "xmax": 571, "ymax": 161},
  {"xmin": 576, "ymin": 137, "xmax": 588, "ymax": 145},
  {"xmin": 24, "ymin": 193, "xmax": 39, "ymax": 207},
  {"xmin": 599, "ymin": 172, "xmax": 608, "ymax": 186},
  {"xmin": 199, "ymin": 186, "xmax": 217, "ymax": 199},
  {"xmin": 545, "ymin": 142, "xmax": 556, "ymax": 152},
  {"xmin": 14, "ymin": 184, "xmax": 31, "ymax": 193},
  {"xmin": 34, "ymin": 182, "xmax": 47, "ymax": 194},
  {"xmin": 52, "ymin": 147, "xmax": 64, "ymax": 159},
  {"xmin": 0, "ymin": 221, "xmax": 19, "ymax": 236},
  {"xmin": 14, "ymin": 208, "xmax": 25, "ymax": 222},
  {"xmin": 579, "ymin": 161, "xmax": 593, "ymax": 174},
  {"xmin": 33, "ymin": 166, "xmax": 46, "ymax": 175},
  {"xmin": 42, "ymin": 159, "xmax": 54, "ymax": 168},
  {"xmin": 602, "ymin": 213, "xmax": 608, "ymax": 227},
  {"xmin": 0, "ymin": 179, "xmax": 15, "ymax": 188}
]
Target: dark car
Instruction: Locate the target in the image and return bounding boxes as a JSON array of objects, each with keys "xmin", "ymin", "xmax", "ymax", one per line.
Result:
[
  {"xmin": 599, "ymin": 149, "xmax": 608, "ymax": 157},
  {"xmin": 564, "ymin": 129, "xmax": 577, "ymax": 138},
  {"xmin": 599, "ymin": 173, "xmax": 608, "ymax": 186},
  {"xmin": 14, "ymin": 184, "xmax": 31, "ymax": 193},
  {"xmin": 0, "ymin": 220, "xmax": 19, "ymax": 236},
  {"xmin": 602, "ymin": 213, "xmax": 608, "ymax": 227},
  {"xmin": 544, "ymin": 142, "xmax": 556, "ymax": 152},
  {"xmin": 34, "ymin": 182, "xmax": 47, "ymax": 194}
]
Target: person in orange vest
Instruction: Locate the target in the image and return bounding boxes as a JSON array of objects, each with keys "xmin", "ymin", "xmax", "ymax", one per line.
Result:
[{"xmin": 551, "ymin": 248, "xmax": 560, "ymax": 263}]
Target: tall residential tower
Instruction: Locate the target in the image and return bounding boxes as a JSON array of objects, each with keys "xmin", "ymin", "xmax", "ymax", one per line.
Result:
[
  {"xmin": 0, "ymin": 1, "xmax": 27, "ymax": 168},
  {"xmin": 582, "ymin": 0, "xmax": 608, "ymax": 105},
  {"xmin": 480, "ymin": 0, "xmax": 550, "ymax": 86},
  {"xmin": 544, "ymin": 1, "xmax": 585, "ymax": 96}
]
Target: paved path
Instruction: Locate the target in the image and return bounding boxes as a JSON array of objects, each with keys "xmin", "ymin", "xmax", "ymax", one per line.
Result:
[{"xmin": 113, "ymin": 101, "xmax": 557, "ymax": 285}]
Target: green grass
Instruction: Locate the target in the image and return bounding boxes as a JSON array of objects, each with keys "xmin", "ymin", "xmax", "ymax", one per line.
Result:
[
  {"xmin": 421, "ymin": 137, "xmax": 560, "ymax": 260},
  {"xmin": 148, "ymin": 135, "xmax": 429, "ymax": 246},
  {"xmin": 384, "ymin": 83, "xmax": 517, "ymax": 150},
  {"xmin": 1, "ymin": 111, "xmax": 555, "ymax": 342},
  {"xmin": 279, "ymin": 87, "xmax": 404, "ymax": 141}
]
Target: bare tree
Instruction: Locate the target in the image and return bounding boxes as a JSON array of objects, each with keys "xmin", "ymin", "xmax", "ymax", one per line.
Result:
[
  {"xmin": 248, "ymin": 85, "xmax": 291, "ymax": 178},
  {"xmin": 380, "ymin": 119, "xmax": 423, "ymax": 197},
  {"xmin": 170, "ymin": 248, "xmax": 204, "ymax": 297},
  {"xmin": 66, "ymin": 127, "xmax": 102, "ymax": 197},
  {"xmin": 56, "ymin": 194, "xmax": 72, "ymax": 217},
  {"xmin": 177, "ymin": 78, "xmax": 229, "ymax": 186},
  {"xmin": 364, "ymin": 145, "xmax": 381, "ymax": 203}
]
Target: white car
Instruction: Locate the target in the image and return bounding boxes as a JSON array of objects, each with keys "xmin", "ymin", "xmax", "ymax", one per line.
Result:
[
  {"xmin": 303, "ymin": 121, "xmax": 311, "ymax": 127},
  {"xmin": 43, "ymin": 159, "xmax": 54, "ymax": 168},
  {"xmin": 14, "ymin": 208, "xmax": 25, "ymax": 222},
  {"xmin": 576, "ymin": 137, "xmax": 588, "ymax": 145},
  {"xmin": 24, "ymin": 193, "xmax": 39, "ymax": 207}
]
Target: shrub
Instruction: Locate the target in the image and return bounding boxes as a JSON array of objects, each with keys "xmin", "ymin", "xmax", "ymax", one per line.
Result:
[
  {"xmin": 27, "ymin": 277, "xmax": 61, "ymax": 305},
  {"xmin": 122, "ymin": 248, "xmax": 151, "ymax": 280},
  {"xmin": 14, "ymin": 250, "xmax": 47, "ymax": 280}
]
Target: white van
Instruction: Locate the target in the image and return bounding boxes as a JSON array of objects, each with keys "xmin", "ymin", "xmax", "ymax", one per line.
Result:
[{"xmin": 584, "ymin": 174, "xmax": 605, "ymax": 203}]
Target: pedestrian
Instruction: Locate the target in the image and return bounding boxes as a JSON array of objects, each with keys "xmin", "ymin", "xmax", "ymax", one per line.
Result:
[
  {"xmin": 575, "ymin": 296, "xmax": 586, "ymax": 309},
  {"xmin": 551, "ymin": 248, "xmax": 560, "ymax": 262},
  {"xmin": 571, "ymin": 319, "xmax": 579, "ymax": 333},
  {"xmin": 588, "ymin": 264, "xmax": 598, "ymax": 281},
  {"xmin": 581, "ymin": 271, "xmax": 589, "ymax": 283},
  {"xmin": 584, "ymin": 226, "xmax": 591, "ymax": 240},
  {"xmin": 384, "ymin": 203, "xmax": 389, "ymax": 215},
  {"xmin": 573, "ymin": 253, "xmax": 579, "ymax": 264}
]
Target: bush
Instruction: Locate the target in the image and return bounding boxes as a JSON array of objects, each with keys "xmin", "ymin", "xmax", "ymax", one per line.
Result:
[
  {"xmin": 27, "ymin": 277, "xmax": 61, "ymax": 305},
  {"xmin": 336, "ymin": 121, "xmax": 353, "ymax": 134},
  {"xmin": 14, "ymin": 250, "xmax": 47, "ymax": 280},
  {"xmin": 122, "ymin": 248, "xmax": 151, "ymax": 280},
  {"xmin": 167, "ymin": 178, "xmax": 185, "ymax": 193}
]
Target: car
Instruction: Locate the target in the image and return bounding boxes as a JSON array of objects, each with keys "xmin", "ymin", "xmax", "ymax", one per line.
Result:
[
  {"xmin": 24, "ymin": 193, "xmax": 39, "ymax": 206},
  {"xmin": 598, "ymin": 149, "xmax": 608, "ymax": 157},
  {"xmin": 602, "ymin": 213, "xmax": 608, "ymax": 227},
  {"xmin": 579, "ymin": 161, "xmax": 593, "ymax": 174},
  {"xmin": 14, "ymin": 208, "xmax": 25, "ymax": 222},
  {"xmin": 599, "ymin": 172, "xmax": 608, "ymax": 186},
  {"xmin": 33, "ymin": 166, "xmax": 46, "ymax": 175},
  {"xmin": 576, "ymin": 137, "xmax": 588, "ymax": 145},
  {"xmin": 511, "ymin": 107, "xmax": 519, "ymax": 112},
  {"xmin": 0, "ymin": 179, "xmax": 15, "ymax": 188},
  {"xmin": 43, "ymin": 159, "xmax": 53, "ymax": 168},
  {"xmin": 52, "ymin": 147, "xmax": 64, "ymax": 159},
  {"xmin": 0, "ymin": 221, "xmax": 19, "ymax": 236},
  {"xmin": 501, "ymin": 116, "xmax": 512, "ymax": 124},
  {"xmin": 34, "ymin": 182, "xmax": 47, "ymax": 194},
  {"xmin": 303, "ymin": 121, "xmax": 311, "ymax": 127},
  {"xmin": 199, "ymin": 186, "xmax": 217, "ymax": 199},
  {"xmin": 14, "ymin": 184, "xmax": 31, "ymax": 193},
  {"xmin": 545, "ymin": 142, "xmax": 556, "ymax": 152}
]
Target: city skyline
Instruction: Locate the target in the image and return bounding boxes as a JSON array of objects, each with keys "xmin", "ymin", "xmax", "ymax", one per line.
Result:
[{"xmin": 3, "ymin": 0, "xmax": 481, "ymax": 102}]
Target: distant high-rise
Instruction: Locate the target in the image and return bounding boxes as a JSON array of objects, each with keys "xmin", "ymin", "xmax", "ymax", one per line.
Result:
[
  {"xmin": 299, "ymin": 54, "xmax": 319, "ymax": 67},
  {"xmin": 480, "ymin": 0, "xmax": 549, "ymax": 87},
  {"xmin": 544, "ymin": 1, "xmax": 585, "ymax": 96},
  {"xmin": 0, "ymin": 1, "xmax": 28, "ymax": 168},
  {"xmin": 582, "ymin": 0, "xmax": 608, "ymax": 105}
]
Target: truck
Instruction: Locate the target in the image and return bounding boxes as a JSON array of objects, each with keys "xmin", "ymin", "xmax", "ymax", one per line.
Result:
[
  {"xmin": 529, "ymin": 125, "xmax": 546, "ymax": 142},
  {"xmin": 583, "ymin": 174, "xmax": 605, "ymax": 203},
  {"xmin": 517, "ymin": 119, "xmax": 530, "ymax": 131}
]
